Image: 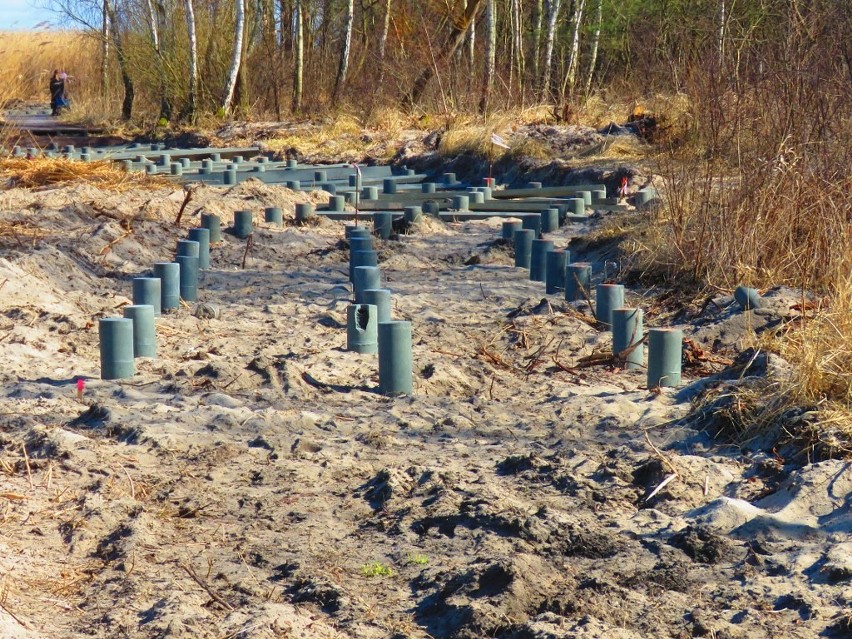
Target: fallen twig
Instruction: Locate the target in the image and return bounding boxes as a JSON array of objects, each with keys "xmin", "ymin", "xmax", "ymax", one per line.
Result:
[
  {"xmin": 241, "ymin": 234, "xmax": 254, "ymax": 269},
  {"xmin": 645, "ymin": 473, "xmax": 677, "ymax": 502},
  {"xmin": 180, "ymin": 563, "xmax": 235, "ymax": 611},
  {"xmin": 174, "ymin": 185, "xmax": 196, "ymax": 226}
]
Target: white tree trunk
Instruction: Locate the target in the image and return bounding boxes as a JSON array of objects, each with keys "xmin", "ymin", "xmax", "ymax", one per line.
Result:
[
  {"xmin": 541, "ymin": 0, "xmax": 561, "ymax": 100},
  {"xmin": 718, "ymin": 0, "xmax": 726, "ymax": 65},
  {"xmin": 512, "ymin": 0, "xmax": 524, "ymax": 98},
  {"xmin": 185, "ymin": 0, "xmax": 198, "ymax": 120},
  {"xmin": 378, "ymin": 0, "xmax": 391, "ymax": 61},
  {"xmin": 583, "ymin": 0, "xmax": 601, "ymax": 97},
  {"xmin": 101, "ymin": 0, "xmax": 110, "ymax": 101},
  {"xmin": 466, "ymin": 0, "xmax": 476, "ymax": 72},
  {"xmin": 222, "ymin": 0, "xmax": 245, "ymax": 113},
  {"xmin": 378, "ymin": 0, "xmax": 392, "ymax": 85},
  {"xmin": 332, "ymin": 0, "xmax": 354, "ymax": 100},
  {"xmin": 562, "ymin": 0, "xmax": 586, "ymax": 99},
  {"xmin": 293, "ymin": 0, "xmax": 304, "ymax": 112},
  {"xmin": 532, "ymin": 0, "xmax": 543, "ymax": 86},
  {"xmin": 479, "ymin": 0, "xmax": 495, "ymax": 114},
  {"xmin": 145, "ymin": 0, "xmax": 159, "ymax": 51}
]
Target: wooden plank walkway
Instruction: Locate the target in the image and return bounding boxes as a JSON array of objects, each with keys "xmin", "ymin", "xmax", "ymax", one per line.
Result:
[{"xmin": 1, "ymin": 114, "xmax": 103, "ymax": 136}]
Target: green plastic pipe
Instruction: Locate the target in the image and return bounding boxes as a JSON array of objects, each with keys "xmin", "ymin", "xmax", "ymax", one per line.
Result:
[
  {"xmin": 373, "ymin": 212, "xmax": 393, "ymax": 239},
  {"xmin": 350, "ymin": 249, "xmax": 378, "ymax": 282},
  {"xmin": 452, "ymin": 195, "xmax": 470, "ymax": 211},
  {"xmin": 347, "ymin": 304, "xmax": 378, "ymax": 354},
  {"xmin": 522, "ymin": 213, "xmax": 542, "ymax": 238},
  {"xmin": 378, "ymin": 320, "xmax": 413, "ymax": 395},
  {"xmin": 264, "ymin": 207, "xmax": 283, "ymax": 226},
  {"xmin": 565, "ymin": 262, "xmax": 592, "ymax": 302},
  {"xmin": 595, "ymin": 283, "xmax": 624, "ymax": 328},
  {"xmin": 233, "ymin": 210, "xmax": 253, "ymax": 238},
  {"xmin": 530, "ymin": 239, "xmax": 554, "ymax": 282},
  {"xmin": 176, "ymin": 239, "xmax": 200, "ymax": 259},
  {"xmin": 362, "ymin": 288, "xmax": 391, "ymax": 323},
  {"xmin": 295, "ymin": 202, "xmax": 314, "ymax": 223},
  {"xmin": 513, "ymin": 229, "xmax": 534, "ymax": 268},
  {"xmin": 132, "ymin": 277, "xmax": 162, "ymax": 316},
  {"xmin": 404, "ymin": 206, "xmax": 423, "ymax": 224},
  {"xmin": 540, "ymin": 208, "xmax": 559, "ymax": 234},
  {"xmin": 175, "ymin": 255, "xmax": 199, "ymax": 302},
  {"xmin": 201, "ymin": 213, "xmax": 222, "ymax": 243},
  {"xmin": 153, "ymin": 262, "xmax": 180, "ymax": 310},
  {"xmin": 502, "ymin": 220, "xmax": 522, "ymax": 240},
  {"xmin": 734, "ymin": 285, "xmax": 762, "ymax": 310},
  {"xmin": 99, "ymin": 318, "xmax": 135, "ymax": 380},
  {"xmin": 647, "ymin": 328, "xmax": 682, "ymax": 388},
  {"xmin": 187, "ymin": 228, "xmax": 210, "ymax": 269},
  {"xmin": 545, "ymin": 249, "xmax": 569, "ymax": 294},
  {"xmin": 354, "ymin": 266, "xmax": 382, "ymax": 304},
  {"xmin": 612, "ymin": 308, "xmax": 644, "ymax": 370},
  {"xmin": 123, "ymin": 304, "xmax": 157, "ymax": 358}
]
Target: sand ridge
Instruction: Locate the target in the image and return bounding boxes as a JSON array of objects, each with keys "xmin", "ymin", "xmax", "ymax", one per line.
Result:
[{"xmin": 0, "ymin": 179, "xmax": 849, "ymax": 638}]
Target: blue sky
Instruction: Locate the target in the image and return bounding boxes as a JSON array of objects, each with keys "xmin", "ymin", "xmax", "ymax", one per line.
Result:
[{"xmin": 0, "ymin": 0, "xmax": 57, "ymax": 30}]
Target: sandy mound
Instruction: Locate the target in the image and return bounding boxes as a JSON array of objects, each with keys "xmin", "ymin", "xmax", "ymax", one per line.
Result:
[{"xmin": 0, "ymin": 180, "xmax": 848, "ymax": 638}]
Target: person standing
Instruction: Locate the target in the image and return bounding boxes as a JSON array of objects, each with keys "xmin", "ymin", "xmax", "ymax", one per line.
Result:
[{"xmin": 49, "ymin": 70, "xmax": 68, "ymax": 116}]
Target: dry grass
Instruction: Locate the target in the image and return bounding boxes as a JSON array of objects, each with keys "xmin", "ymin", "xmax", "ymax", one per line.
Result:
[
  {"xmin": 0, "ymin": 157, "xmax": 168, "ymax": 191},
  {"xmin": 263, "ymin": 112, "xmax": 399, "ymax": 162},
  {"xmin": 776, "ymin": 276, "xmax": 852, "ymax": 415},
  {"xmin": 0, "ymin": 31, "xmax": 100, "ymax": 109}
]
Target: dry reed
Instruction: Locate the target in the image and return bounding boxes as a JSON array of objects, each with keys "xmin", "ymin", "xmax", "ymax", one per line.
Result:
[{"xmin": 0, "ymin": 157, "xmax": 169, "ymax": 191}]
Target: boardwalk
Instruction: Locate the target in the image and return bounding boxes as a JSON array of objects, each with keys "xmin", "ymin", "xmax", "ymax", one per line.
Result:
[{"xmin": 1, "ymin": 113, "xmax": 103, "ymax": 136}]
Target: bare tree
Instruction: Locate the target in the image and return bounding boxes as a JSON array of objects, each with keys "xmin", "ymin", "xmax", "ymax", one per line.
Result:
[
  {"xmin": 561, "ymin": 0, "xmax": 586, "ymax": 100},
  {"xmin": 532, "ymin": 0, "xmax": 543, "ymax": 86},
  {"xmin": 100, "ymin": 0, "xmax": 109, "ymax": 103},
  {"xmin": 332, "ymin": 0, "xmax": 354, "ymax": 100},
  {"xmin": 403, "ymin": 0, "xmax": 485, "ymax": 106},
  {"xmin": 292, "ymin": 0, "xmax": 304, "ymax": 112},
  {"xmin": 105, "ymin": 0, "xmax": 134, "ymax": 119},
  {"xmin": 510, "ymin": 0, "xmax": 524, "ymax": 99},
  {"xmin": 184, "ymin": 0, "xmax": 198, "ymax": 121},
  {"xmin": 540, "ymin": 0, "xmax": 562, "ymax": 100},
  {"xmin": 222, "ymin": 0, "xmax": 246, "ymax": 114},
  {"xmin": 583, "ymin": 0, "xmax": 602, "ymax": 97},
  {"xmin": 378, "ymin": 0, "xmax": 391, "ymax": 82},
  {"xmin": 479, "ymin": 0, "xmax": 495, "ymax": 114}
]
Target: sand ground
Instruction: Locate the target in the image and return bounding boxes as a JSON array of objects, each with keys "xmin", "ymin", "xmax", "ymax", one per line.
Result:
[{"xmin": 0, "ymin": 179, "xmax": 849, "ymax": 639}]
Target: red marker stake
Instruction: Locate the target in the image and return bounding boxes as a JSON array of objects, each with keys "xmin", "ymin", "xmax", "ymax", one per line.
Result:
[{"xmin": 76, "ymin": 378, "xmax": 85, "ymax": 401}]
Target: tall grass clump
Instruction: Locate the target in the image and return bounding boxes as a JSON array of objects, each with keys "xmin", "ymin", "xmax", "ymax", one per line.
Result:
[
  {"xmin": 0, "ymin": 31, "xmax": 100, "ymax": 108},
  {"xmin": 618, "ymin": 1, "xmax": 852, "ymax": 451}
]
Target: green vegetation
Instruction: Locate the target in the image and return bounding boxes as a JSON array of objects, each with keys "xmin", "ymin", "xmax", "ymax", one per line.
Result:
[{"xmin": 361, "ymin": 561, "xmax": 394, "ymax": 578}]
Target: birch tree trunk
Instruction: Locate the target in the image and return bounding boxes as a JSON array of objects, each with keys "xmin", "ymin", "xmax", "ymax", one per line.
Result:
[
  {"xmin": 292, "ymin": 0, "xmax": 304, "ymax": 112},
  {"xmin": 222, "ymin": 0, "xmax": 245, "ymax": 114},
  {"xmin": 583, "ymin": 0, "xmax": 601, "ymax": 97},
  {"xmin": 105, "ymin": 0, "xmax": 133, "ymax": 120},
  {"xmin": 532, "ymin": 0, "xmax": 543, "ymax": 89},
  {"xmin": 718, "ymin": 0, "xmax": 726, "ymax": 68},
  {"xmin": 145, "ymin": 0, "xmax": 171, "ymax": 120},
  {"xmin": 466, "ymin": 0, "xmax": 476, "ymax": 73},
  {"xmin": 403, "ymin": 0, "xmax": 484, "ymax": 106},
  {"xmin": 511, "ymin": 0, "xmax": 524, "ymax": 100},
  {"xmin": 185, "ymin": 0, "xmax": 198, "ymax": 121},
  {"xmin": 101, "ymin": 0, "xmax": 109, "ymax": 102},
  {"xmin": 561, "ymin": 0, "xmax": 586, "ymax": 100},
  {"xmin": 540, "ymin": 0, "xmax": 562, "ymax": 101},
  {"xmin": 378, "ymin": 0, "xmax": 391, "ymax": 64},
  {"xmin": 478, "ymin": 0, "xmax": 495, "ymax": 114},
  {"xmin": 332, "ymin": 0, "xmax": 354, "ymax": 100},
  {"xmin": 379, "ymin": 0, "xmax": 391, "ymax": 87}
]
